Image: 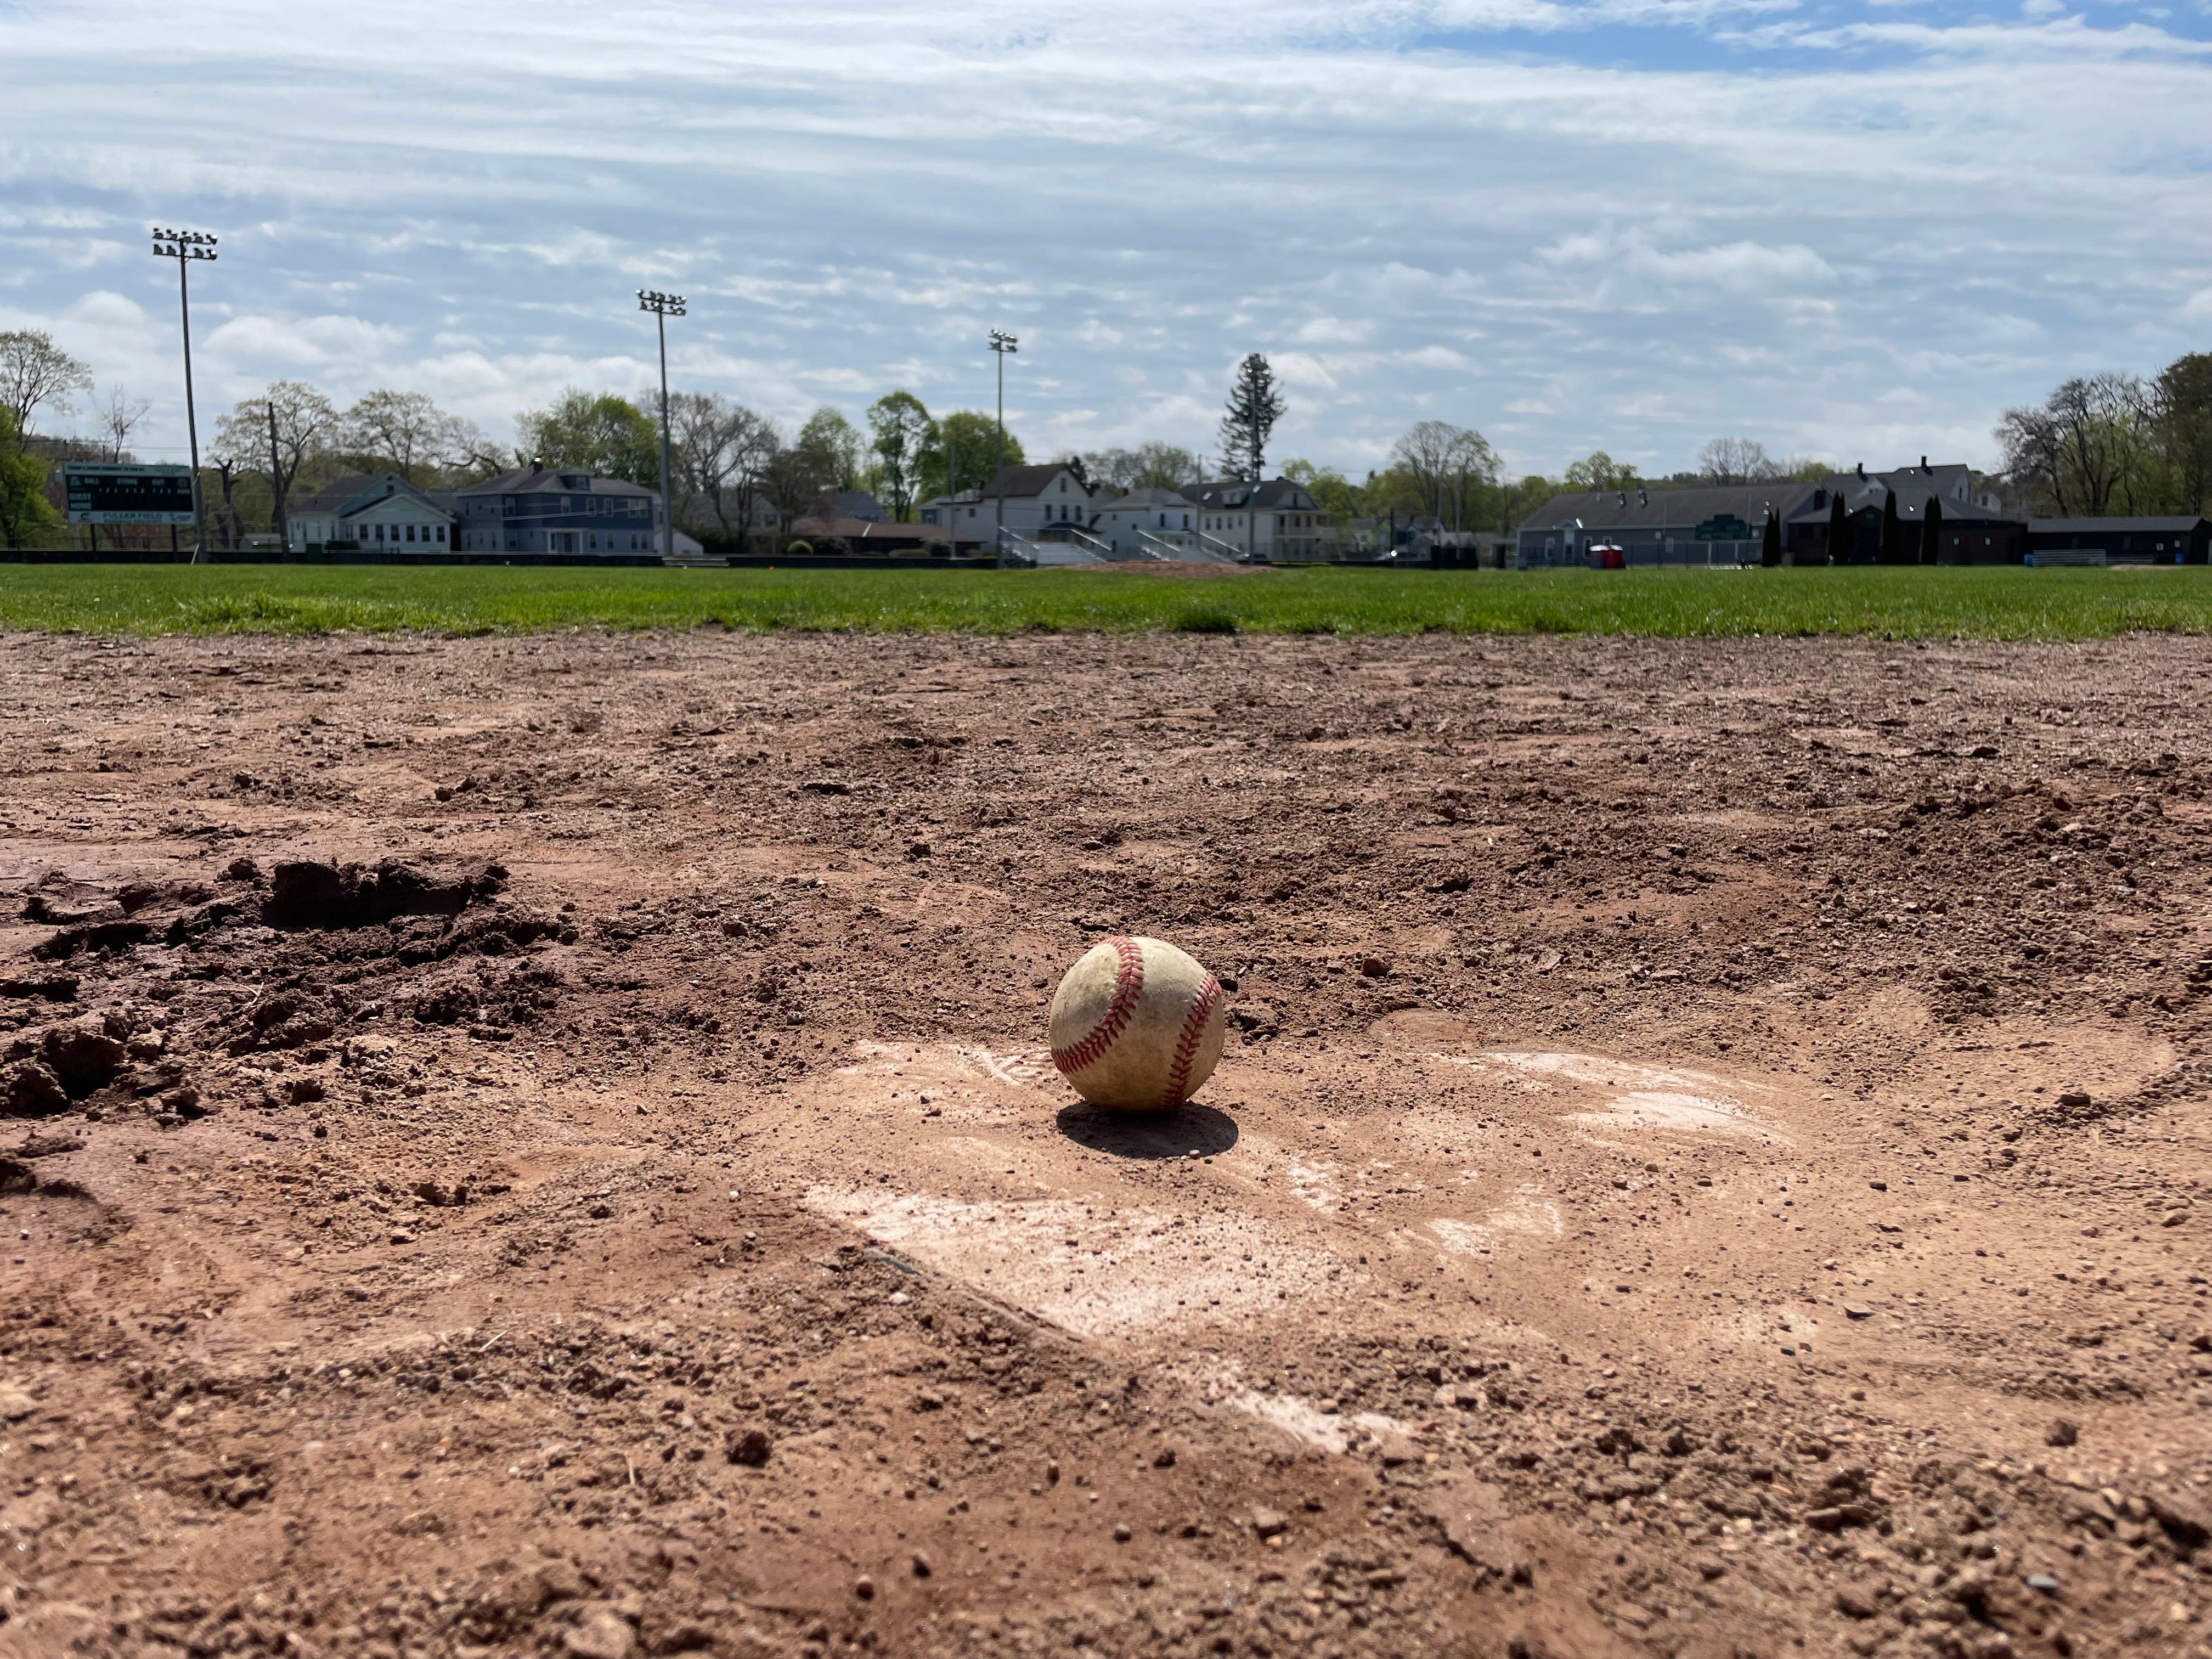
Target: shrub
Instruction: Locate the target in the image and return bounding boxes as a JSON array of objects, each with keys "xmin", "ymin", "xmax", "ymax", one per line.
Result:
[
  {"xmin": 785, "ymin": 539, "xmax": 814, "ymax": 556},
  {"xmin": 816, "ymin": 537, "xmax": 851, "ymax": 556},
  {"xmin": 924, "ymin": 540, "xmax": 953, "ymax": 558}
]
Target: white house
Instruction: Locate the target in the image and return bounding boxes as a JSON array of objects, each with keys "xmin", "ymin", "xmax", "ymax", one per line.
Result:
[
  {"xmin": 1096, "ymin": 487, "xmax": 1196, "ymax": 556},
  {"xmin": 286, "ymin": 473, "xmax": 457, "ymax": 554},
  {"xmin": 921, "ymin": 464, "xmax": 1094, "ymax": 550},
  {"xmin": 1182, "ymin": 478, "xmax": 1325, "ymax": 561}
]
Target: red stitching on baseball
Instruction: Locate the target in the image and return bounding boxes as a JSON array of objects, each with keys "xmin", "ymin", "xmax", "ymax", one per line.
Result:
[
  {"xmin": 1162, "ymin": 972, "xmax": 1222, "ymax": 1107},
  {"xmin": 1052, "ymin": 936, "xmax": 1146, "ymax": 1076}
]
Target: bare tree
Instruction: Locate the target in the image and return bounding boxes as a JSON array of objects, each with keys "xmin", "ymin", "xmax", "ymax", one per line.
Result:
[
  {"xmin": 336, "ymin": 390, "xmax": 484, "ymax": 484},
  {"xmin": 94, "ymin": 386, "xmax": 151, "ymax": 462},
  {"xmin": 1082, "ymin": 442, "xmax": 1201, "ymax": 495},
  {"xmin": 212, "ymin": 381, "xmax": 338, "ymax": 536},
  {"xmin": 1997, "ymin": 373, "xmax": 2150, "ymax": 517},
  {"xmin": 0, "ymin": 330, "xmax": 93, "ymax": 436},
  {"xmin": 1389, "ymin": 421, "xmax": 1499, "ymax": 530},
  {"xmin": 662, "ymin": 391, "xmax": 780, "ymax": 539},
  {"xmin": 1697, "ymin": 437, "xmax": 1782, "ymax": 486}
]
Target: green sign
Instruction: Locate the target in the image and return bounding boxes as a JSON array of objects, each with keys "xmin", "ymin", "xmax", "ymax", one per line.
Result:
[{"xmin": 1694, "ymin": 515, "xmax": 1753, "ymax": 541}]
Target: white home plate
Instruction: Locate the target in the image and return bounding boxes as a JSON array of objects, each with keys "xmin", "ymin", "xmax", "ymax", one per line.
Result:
[
  {"xmin": 1481, "ymin": 1051, "xmax": 1788, "ymax": 1143},
  {"xmin": 803, "ymin": 1186, "xmax": 1348, "ymax": 1338}
]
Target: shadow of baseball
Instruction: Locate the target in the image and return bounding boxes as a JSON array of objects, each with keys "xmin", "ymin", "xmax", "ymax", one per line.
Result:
[{"xmin": 1053, "ymin": 1100, "xmax": 1239, "ymax": 1160}]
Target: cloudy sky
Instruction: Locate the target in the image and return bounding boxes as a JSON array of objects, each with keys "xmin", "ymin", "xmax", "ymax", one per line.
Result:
[{"xmin": 3, "ymin": 0, "xmax": 2208, "ymax": 479}]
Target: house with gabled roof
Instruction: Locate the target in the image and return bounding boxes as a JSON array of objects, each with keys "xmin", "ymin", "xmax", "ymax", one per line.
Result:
[
  {"xmin": 920, "ymin": 463, "xmax": 1093, "ymax": 550},
  {"xmin": 1182, "ymin": 477, "xmax": 1324, "ymax": 561},
  {"xmin": 285, "ymin": 473, "xmax": 456, "ymax": 555}
]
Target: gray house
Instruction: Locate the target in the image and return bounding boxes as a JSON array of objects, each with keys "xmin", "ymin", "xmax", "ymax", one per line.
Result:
[{"xmin": 448, "ymin": 464, "xmax": 662, "ymax": 562}]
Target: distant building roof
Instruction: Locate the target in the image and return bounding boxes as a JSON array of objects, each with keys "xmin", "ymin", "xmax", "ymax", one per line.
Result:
[
  {"xmin": 1182, "ymin": 478, "xmax": 1313, "ymax": 510},
  {"xmin": 818, "ymin": 489, "xmax": 887, "ymax": 522},
  {"xmin": 1098, "ymin": 487, "xmax": 1195, "ymax": 510},
  {"xmin": 452, "ymin": 466, "xmax": 654, "ymax": 497},
  {"xmin": 1785, "ymin": 469, "xmax": 2011, "ymax": 525},
  {"xmin": 287, "ymin": 472, "xmax": 454, "ymax": 522},
  {"xmin": 1519, "ymin": 483, "xmax": 1811, "ymax": 534},
  {"xmin": 976, "ymin": 464, "xmax": 1080, "ymax": 501},
  {"xmin": 2030, "ymin": 516, "xmax": 2209, "ymax": 534}
]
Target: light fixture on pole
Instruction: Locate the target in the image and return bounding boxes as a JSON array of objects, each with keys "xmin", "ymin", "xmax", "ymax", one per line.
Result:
[
  {"xmin": 989, "ymin": 329, "xmax": 1018, "ymax": 561},
  {"xmin": 637, "ymin": 289, "xmax": 686, "ymax": 560},
  {"xmin": 151, "ymin": 227, "xmax": 216, "ymax": 561}
]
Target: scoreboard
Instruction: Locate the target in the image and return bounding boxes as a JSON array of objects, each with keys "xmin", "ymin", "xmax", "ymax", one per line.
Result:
[{"xmin": 64, "ymin": 463, "xmax": 196, "ymax": 526}]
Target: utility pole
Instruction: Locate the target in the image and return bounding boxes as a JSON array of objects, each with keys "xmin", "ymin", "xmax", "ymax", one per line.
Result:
[
  {"xmin": 637, "ymin": 289, "xmax": 686, "ymax": 560},
  {"xmin": 990, "ymin": 330, "xmax": 1018, "ymax": 562},
  {"xmin": 150, "ymin": 227, "xmax": 216, "ymax": 561},
  {"xmin": 1248, "ymin": 406, "xmax": 1260, "ymax": 563},
  {"xmin": 267, "ymin": 400, "xmax": 284, "ymax": 554}
]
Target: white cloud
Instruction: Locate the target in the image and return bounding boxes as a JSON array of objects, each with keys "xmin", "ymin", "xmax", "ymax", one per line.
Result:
[{"xmin": 0, "ymin": 0, "xmax": 2204, "ymax": 477}]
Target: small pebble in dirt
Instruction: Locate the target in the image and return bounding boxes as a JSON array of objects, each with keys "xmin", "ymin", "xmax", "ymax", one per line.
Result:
[
  {"xmin": 854, "ymin": 1576, "xmax": 875, "ymax": 1600},
  {"xmin": 1252, "ymin": 1506, "xmax": 1288, "ymax": 1539},
  {"xmin": 910, "ymin": 1551, "xmax": 933, "ymax": 1578},
  {"xmin": 1113, "ymin": 1523, "xmax": 1132, "ymax": 1543},
  {"xmin": 2046, "ymin": 1418, "xmax": 2079, "ymax": 1448},
  {"xmin": 726, "ymin": 1427, "xmax": 772, "ymax": 1466},
  {"xmin": 2027, "ymin": 1574, "xmax": 2061, "ymax": 1594},
  {"xmin": 1153, "ymin": 1447, "xmax": 1177, "ymax": 1468}
]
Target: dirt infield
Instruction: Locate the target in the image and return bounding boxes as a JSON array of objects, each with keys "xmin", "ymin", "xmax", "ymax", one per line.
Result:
[{"xmin": 1, "ymin": 628, "xmax": 2208, "ymax": 1659}]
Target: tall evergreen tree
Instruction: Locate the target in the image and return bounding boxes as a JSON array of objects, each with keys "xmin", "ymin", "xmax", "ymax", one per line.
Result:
[
  {"xmin": 1217, "ymin": 354, "xmax": 1286, "ymax": 481},
  {"xmin": 1826, "ymin": 487, "xmax": 1848, "ymax": 565},
  {"xmin": 1760, "ymin": 508, "xmax": 1782, "ymax": 567},
  {"xmin": 1922, "ymin": 493, "xmax": 1944, "ymax": 564},
  {"xmin": 1878, "ymin": 488, "xmax": 1903, "ymax": 564}
]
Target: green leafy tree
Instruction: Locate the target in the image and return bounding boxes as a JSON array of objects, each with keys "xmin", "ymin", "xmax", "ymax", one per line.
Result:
[
  {"xmin": 1218, "ymin": 354, "xmax": 1286, "ymax": 481},
  {"xmin": 0, "ymin": 330, "xmax": 92, "ymax": 436},
  {"xmin": 515, "ymin": 390, "xmax": 658, "ymax": 486},
  {"xmin": 1282, "ymin": 459, "xmax": 1362, "ymax": 521},
  {"xmin": 1878, "ymin": 488, "xmax": 1904, "ymax": 564},
  {"xmin": 2152, "ymin": 352, "xmax": 2212, "ymax": 516},
  {"xmin": 865, "ymin": 391, "xmax": 934, "ymax": 521},
  {"xmin": 1504, "ymin": 475, "xmax": 1562, "ymax": 536},
  {"xmin": 0, "ymin": 405, "xmax": 62, "ymax": 549},
  {"xmin": 1564, "ymin": 451, "xmax": 1638, "ymax": 491},
  {"xmin": 795, "ymin": 407, "xmax": 865, "ymax": 494},
  {"xmin": 919, "ymin": 411, "xmax": 1023, "ymax": 501}
]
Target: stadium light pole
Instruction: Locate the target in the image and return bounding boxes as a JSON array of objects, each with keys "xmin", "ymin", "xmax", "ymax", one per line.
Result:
[
  {"xmin": 637, "ymin": 289, "xmax": 685, "ymax": 560},
  {"xmin": 151, "ymin": 227, "xmax": 216, "ymax": 561},
  {"xmin": 989, "ymin": 329, "xmax": 1017, "ymax": 560}
]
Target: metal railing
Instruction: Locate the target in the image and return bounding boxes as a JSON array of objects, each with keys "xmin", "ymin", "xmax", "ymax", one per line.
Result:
[{"xmin": 1189, "ymin": 531, "xmax": 1244, "ymax": 563}]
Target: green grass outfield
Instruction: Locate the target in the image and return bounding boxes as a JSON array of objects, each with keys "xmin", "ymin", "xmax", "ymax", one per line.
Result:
[{"xmin": 0, "ymin": 561, "xmax": 2207, "ymax": 640}]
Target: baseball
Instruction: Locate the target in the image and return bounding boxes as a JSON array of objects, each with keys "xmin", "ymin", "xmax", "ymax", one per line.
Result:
[{"xmin": 1048, "ymin": 935, "xmax": 1228, "ymax": 1111}]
